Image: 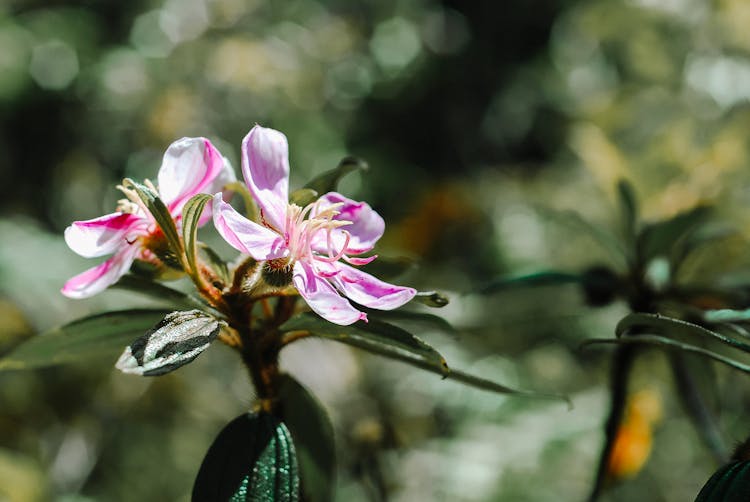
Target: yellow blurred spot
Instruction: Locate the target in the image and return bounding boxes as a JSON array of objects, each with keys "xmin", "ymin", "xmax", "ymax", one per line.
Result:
[
  {"xmin": 148, "ymin": 86, "xmax": 199, "ymax": 142},
  {"xmin": 606, "ymin": 388, "xmax": 662, "ymax": 481},
  {"xmin": 388, "ymin": 186, "xmax": 480, "ymax": 256},
  {"xmin": 569, "ymin": 123, "xmax": 628, "ymax": 199}
]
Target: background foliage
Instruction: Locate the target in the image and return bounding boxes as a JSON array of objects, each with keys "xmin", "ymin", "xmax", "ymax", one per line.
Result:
[{"xmin": 3, "ymin": 0, "xmax": 750, "ymax": 500}]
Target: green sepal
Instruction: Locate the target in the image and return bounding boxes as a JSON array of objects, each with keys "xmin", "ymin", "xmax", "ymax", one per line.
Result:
[
  {"xmin": 0, "ymin": 309, "xmax": 171, "ymax": 371},
  {"xmin": 289, "ymin": 188, "xmax": 318, "ymax": 207},
  {"xmin": 412, "ymin": 290, "xmax": 449, "ymax": 308},
  {"xmin": 181, "ymin": 193, "xmax": 213, "ymax": 278},
  {"xmin": 192, "ymin": 412, "xmax": 299, "ymax": 502},
  {"xmin": 277, "ymin": 375, "xmax": 335, "ymax": 502},
  {"xmin": 123, "ymin": 178, "xmax": 184, "ymax": 268},
  {"xmin": 304, "ymin": 156, "xmax": 368, "ymax": 195}
]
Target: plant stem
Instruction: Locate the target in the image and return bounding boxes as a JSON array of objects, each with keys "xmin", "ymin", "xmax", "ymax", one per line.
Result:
[{"xmin": 588, "ymin": 344, "xmax": 638, "ymax": 502}]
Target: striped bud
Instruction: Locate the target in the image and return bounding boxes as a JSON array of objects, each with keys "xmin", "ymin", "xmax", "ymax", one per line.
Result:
[{"xmin": 116, "ymin": 310, "xmax": 223, "ymax": 376}]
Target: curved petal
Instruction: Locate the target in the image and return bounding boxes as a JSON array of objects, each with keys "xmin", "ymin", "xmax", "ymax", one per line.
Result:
[
  {"xmin": 64, "ymin": 212, "xmax": 144, "ymax": 258},
  {"xmin": 312, "ymin": 193, "xmax": 385, "ymax": 255},
  {"xmin": 329, "ymin": 263, "xmax": 416, "ymax": 310},
  {"xmin": 157, "ymin": 137, "xmax": 226, "ymax": 215},
  {"xmin": 212, "ymin": 194, "xmax": 288, "ymax": 260},
  {"xmin": 61, "ymin": 246, "xmax": 138, "ymax": 299},
  {"xmin": 241, "ymin": 125, "xmax": 289, "ymax": 232},
  {"xmin": 293, "ymin": 261, "xmax": 366, "ymax": 326},
  {"xmin": 197, "ymin": 156, "xmax": 237, "ymax": 226}
]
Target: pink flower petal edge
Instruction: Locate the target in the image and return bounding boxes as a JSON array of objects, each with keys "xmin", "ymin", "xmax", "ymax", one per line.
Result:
[
  {"xmin": 311, "ymin": 192, "xmax": 385, "ymax": 255},
  {"xmin": 293, "ymin": 261, "xmax": 367, "ymax": 325},
  {"xmin": 61, "ymin": 246, "xmax": 138, "ymax": 299},
  {"xmin": 241, "ymin": 125, "xmax": 290, "ymax": 231},
  {"xmin": 64, "ymin": 212, "xmax": 143, "ymax": 258},
  {"xmin": 329, "ymin": 263, "xmax": 416, "ymax": 310}
]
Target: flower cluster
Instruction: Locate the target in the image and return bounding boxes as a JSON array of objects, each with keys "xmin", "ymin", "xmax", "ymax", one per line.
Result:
[{"xmin": 63, "ymin": 125, "xmax": 415, "ymax": 325}]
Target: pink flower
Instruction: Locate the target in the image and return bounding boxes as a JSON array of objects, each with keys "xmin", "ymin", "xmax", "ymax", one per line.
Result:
[
  {"xmin": 62, "ymin": 138, "xmax": 235, "ymax": 299},
  {"xmin": 213, "ymin": 125, "xmax": 416, "ymax": 325}
]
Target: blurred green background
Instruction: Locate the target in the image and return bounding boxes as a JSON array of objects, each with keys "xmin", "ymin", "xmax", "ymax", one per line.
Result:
[{"xmin": 4, "ymin": 0, "xmax": 750, "ymax": 500}]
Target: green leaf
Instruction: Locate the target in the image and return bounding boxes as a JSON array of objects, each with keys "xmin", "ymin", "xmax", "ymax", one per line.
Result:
[
  {"xmin": 581, "ymin": 335, "xmax": 750, "ymax": 374},
  {"xmin": 363, "ymin": 309, "xmax": 458, "ymax": 336},
  {"xmin": 281, "ymin": 313, "xmax": 449, "ymax": 375},
  {"xmin": 412, "ymin": 290, "xmax": 450, "ymax": 308},
  {"xmin": 198, "ymin": 243, "xmax": 231, "ymax": 285},
  {"xmin": 616, "ymin": 313, "xmax": 750, "ymax": 353},
  {"xmin": 181, "ymin": 193, "xmax": 213, "ymax": 277},
  {"xmin": 304, "ymin": 156, "xmax": 368, "ymax": 195},
  {"xmin": 637, "ymin": 205, "xmax": 712, "ymax": 263},
  {"xmin": 278, "ymin": 375, "xmax": 335, "ymax": 502},
  {"xmin": 123, "ymin": 178, "xmax": 183, "ymax": 267},
  {"xmin": 224, "ymin": 180, "xmax": 258, "ymax": 221},
  {"xmin": 193, "ymin": 412, "xmax": 300, "ymax": 501},
  {"xmin": 616, "ymin": 179, "xmax": 638, "ymax": 240},
  {"xmin": 360, "ymin": 255, "xmax": 415, "ymax": 281},
  {"xmin": 112, "ymin": 274, "xmax": 204, "ymax": 309},
  {"xmin": 0, "ymin": 309, "xmax": 171, "ymax": 371},
  {"xmin": 537, "ymin": 206, "xmax": 627, "ymax": 265},
  {"xmin": 478, "ymin": 271, "xmax": 583, "ymax": 295},
  {"xmin": 281, "ymin": 314, "xmax": 568, "ymax": 403},
  {"xmin": 705, "ymin": 308, "xmax": 750, "ymax": 324}
]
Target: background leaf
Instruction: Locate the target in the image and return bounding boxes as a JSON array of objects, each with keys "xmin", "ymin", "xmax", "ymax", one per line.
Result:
[
  {"xmin": 277, "ymin": 374, "xmax": 335, "ymax": 502},
  {"xmin": 304, "ymin": 156, "xmax": 368, "ymax": 195},
  {"xmin": 637, "ymin": 205, "xmax": 712, "ymax": 263},
  {"xmin": 192, "ymin": 412, "xmax": 299, "ymax": 502},
  {"xmin": 0, "ymin": 309, "xmax": 171, "ymax": 370},
  {"xmin": 281, "ymin": 312, "xmax": 449, "ymax": 375}
]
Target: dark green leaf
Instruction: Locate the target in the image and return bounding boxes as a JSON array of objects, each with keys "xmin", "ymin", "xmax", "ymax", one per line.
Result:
[
  {"xmin": 116, "ymin": 310, "xmax": 223, "ymax": 376},
  {"xmin": 288, "ymin": 188, "xmax": 318, "ymax": 207},
  {"xmin": 616, "ymin": 179, "xmax": 638, "ymax": 241},
  {"xmin": 278, "ymin": 374, "xmax": 335, "ymax": 502},
  {"xmin": 181, "ymin": 194, "xmax": 213, "ymax": 278},
  {"xmin": 704, "ymin": 308, "xmax": 750, "ymax": 324},
  {"xmin": 304, "ymin": 156, "xmax": 368, "ymax": 195},
  {"xmin": 363, "ymin": 309, "xmax": 458, "ymax": 336},
  {"xmin": 281, "ymin": 314, "xmax": 568, "ymax": 403},
  {"xmin": 412, "ymin": 291, "xmax": 449, "ymax": 308},
  {"xmin": 581, "ymin": 335, "xmax": 750, "ymax": 374},
  {"xmin": 637, "ymin": 205, "xmax": 712, "ymax": 262},
  {"xmin": 478, "ymin": 271, "xmax": 583, "ymax": 295},
  {"xmin": 360, "ymin": 255, "xmax": 415, "ymax": 281},
  {"xmin": 616, "ymin": 313, "xmax": 750, "ymax": 353},
  {"xmin": 225, "ymin": 180, "xmax": 258, "ymax": 221},
  {"xmin": 193, "ymin": 412, "xmax": 299, "ymax": 502},
  {"xmin": 112, "ymin": 274, "xmax": 211, "ymax": 311},
  {"xmin": 0, "ymin": 309, "xmax": 171, "ymax": 371},
  {"xmin": 537, "ymin": 206, "xmax": 627, "ymax": 265},
  {"xmin": 281, "ymin": 313, "xmax": 449, "ymax": 375},
  {"xmin": 198, "ymin": 243, "xmax": 231, "ymax": 285},
  {"xmin": 123, "ymin": 178, "xmax": 183, "ymax": 267}
]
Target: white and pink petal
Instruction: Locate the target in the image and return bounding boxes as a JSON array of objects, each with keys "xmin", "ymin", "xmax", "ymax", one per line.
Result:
[
  {"xmin": 212, "ymin": 194, "xmax": 288, "ymax": 261},
  {"xmin": 293, "ymin": 261, "xmax": 366, "ymax": 326},
  {"xmin": 328, "ymin": 263, "xmax": 416, "ymax": 310},
  {"xmin": 241, "ymin": 125, "xmax": 290, "ymax": 232},
  {"xmin": 61, "ymin": 246, "xmax": 138, "ymax": 299},
  {"xmin": 157, "ymin": 137, "xmax": 226, "ymax": 215},
  {"xmin": 64, "ymin": 212, "xmax": 144, "ymax": 258}
]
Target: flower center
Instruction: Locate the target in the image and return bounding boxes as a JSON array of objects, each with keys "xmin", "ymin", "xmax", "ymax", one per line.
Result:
[{"xmin": 283, "ymin": 200, "xmax": 352, "ymax": 266}]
